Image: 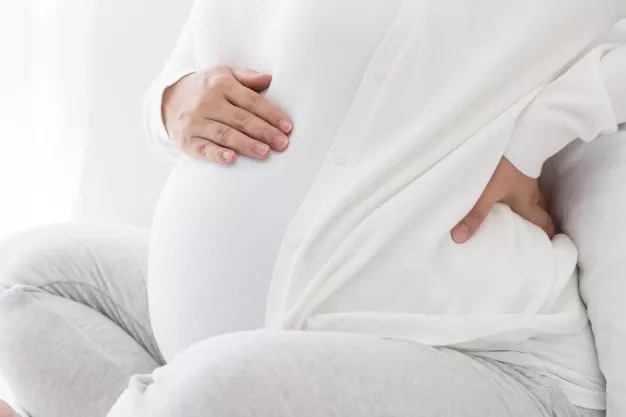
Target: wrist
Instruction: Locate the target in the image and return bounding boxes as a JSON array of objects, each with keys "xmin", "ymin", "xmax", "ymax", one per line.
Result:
[
  {"xmin": 504, "ymin": 109, "xmax": 574, "ymax": 178},
  {"xmin": 161, "ymin": 71, "xmax": 197, "ymax": 142}
]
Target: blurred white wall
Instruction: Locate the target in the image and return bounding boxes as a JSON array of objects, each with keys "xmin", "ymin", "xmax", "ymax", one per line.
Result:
[
  {"xmin": 74, "ymin": 0, "xmax": 193, "ymax": 228},
  {"xmin": 0, "ymin": 0, "xmax": 94, "ymax": 237},
  {"xmin": 0, "ymin": 0, "xmax": 193, "ymax": 405}
]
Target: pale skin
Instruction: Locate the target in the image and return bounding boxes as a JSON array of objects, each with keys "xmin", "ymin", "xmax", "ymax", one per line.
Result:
[
  {"xmin": 162, "ymin": 66, "xmax": 293, "ymax": 163},
  {"xmin": 451, "ymin": 158, "xmax": 556, "ymax": 243},
  {"xmin": 0, "ymin": 400, "xmax": 17, "ymax": 417},
  {"xmin": 163, "ymin": 65, "xmax": 555, "ymax": 241}
]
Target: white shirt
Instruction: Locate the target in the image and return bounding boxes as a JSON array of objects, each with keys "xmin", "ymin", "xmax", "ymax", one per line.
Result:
[{"xmin": 145, "ymin": 0, "xmax": 626, "ymax": 409}]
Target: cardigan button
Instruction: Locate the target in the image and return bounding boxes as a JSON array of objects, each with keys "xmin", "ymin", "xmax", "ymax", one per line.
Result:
[{"xmin": 334, "ymin": 156, "xmax": 348, "ymax": 165}]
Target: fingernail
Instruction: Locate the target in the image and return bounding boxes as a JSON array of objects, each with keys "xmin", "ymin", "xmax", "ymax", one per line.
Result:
[
  {"xmin": 279, "ymin": 120, "xmax": 293, "ymax": 133},
  {"xmin": 276, "ymin": 134, "xmax": 289, "ymax": 149},
  {"xmin": 452, "ymin": 225, "xmax": 470, "ymax": 244},
  {"xmin": 255, "ymin": 143, "xmax": 270, "ymax": 156},
  {"xmin": 222, "ymin": 151, "xmax": 235, "ymax": 162}
]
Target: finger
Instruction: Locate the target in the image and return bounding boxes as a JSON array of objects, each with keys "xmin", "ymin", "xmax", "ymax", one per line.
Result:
[
  {"xmin": 226, "ymin": 84, "xmax": 293, "ymax": 134},
  {"xmin": 181, "ymin": 136, "xmax": 236, "ymax": 164},
  {"xmin": 231, "ymin": 68, "xmax": 273, "ymax": 92},
  {"xmin": 214, "ymin": 104, "xmax": 289, "ymax": 151},
  {"xmin": 512, "ymin": 203, "xmax": 556, "ymax": 238},
  {"xmin": 196, "ymin": 120, "xmax": 271, "ymax": 160},
  {"xmin": 452, "ymin": 196, "xmax": 496, "ymax": 244}
]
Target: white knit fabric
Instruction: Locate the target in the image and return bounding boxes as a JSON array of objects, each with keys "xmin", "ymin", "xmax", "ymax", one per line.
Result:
[{"xmin": 144, "ymin": 0, "xmax": 626, "ymax": 409}]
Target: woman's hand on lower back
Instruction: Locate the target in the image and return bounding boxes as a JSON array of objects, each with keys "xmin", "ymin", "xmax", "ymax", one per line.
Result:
[
  {"xmin": 451, "ymin": 157, "xmax": 556, "ymax": 244},
  {"xmin": 162, "ymin": 66, "xmax": 293, "ymax": 164}
]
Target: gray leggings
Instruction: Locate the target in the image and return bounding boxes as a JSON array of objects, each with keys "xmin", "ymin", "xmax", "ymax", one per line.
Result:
[{"xmin": 0, "ymin": 224, "xmax": 603, "ymax": 417}]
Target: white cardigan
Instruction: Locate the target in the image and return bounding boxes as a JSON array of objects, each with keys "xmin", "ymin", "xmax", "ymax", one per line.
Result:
[{"xmin": 145, "ymin": 0, "xmax": 626, "ymax": 408}]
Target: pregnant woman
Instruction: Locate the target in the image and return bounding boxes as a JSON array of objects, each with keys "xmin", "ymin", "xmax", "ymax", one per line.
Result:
[
  {"xmin": 1, "ymin": 0, "xmax": 626, "ymax": 416},
  {"xmin": 140, "ymin": 0, "xmax": 626, "ymax": 415}
]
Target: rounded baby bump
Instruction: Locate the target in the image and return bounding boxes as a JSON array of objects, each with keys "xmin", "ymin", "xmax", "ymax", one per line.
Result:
[
  {"xmin": 313, "ymin": 204, "xmax": 581, "ymax": 321},
  {"xmin": 147, "ymin": 156, "xmax": 297, "ymax": 360}
]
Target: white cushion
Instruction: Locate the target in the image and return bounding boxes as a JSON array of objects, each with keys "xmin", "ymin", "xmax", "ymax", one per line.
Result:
[{"xmin": 544, "ymin": 128, "xmax": 626, "ymax": 416}]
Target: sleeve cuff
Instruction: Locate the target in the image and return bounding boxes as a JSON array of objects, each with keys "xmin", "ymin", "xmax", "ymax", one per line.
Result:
[
  {"xmin": 143, "ymin": 69, "xmax": 197, "ymax": 161},
  {"xmin": 504, "ymin": 105, "xmax": 578, "ymax": 178},
  {"xmin": 505, "ymin": 44, "xmax": 621, "ymax": 178}
]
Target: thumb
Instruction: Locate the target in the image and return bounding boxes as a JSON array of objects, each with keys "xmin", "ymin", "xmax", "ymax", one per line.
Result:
[
  {"xmin": 452, "ymin": 195, "xmax": 495, "ymax": 244},
  {"xmin": 231, "ymin": 68, "xmax": 272, "ymax": 91}
]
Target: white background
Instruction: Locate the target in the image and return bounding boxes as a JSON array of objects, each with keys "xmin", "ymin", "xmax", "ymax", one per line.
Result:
[
  {"xmin": 0, "ymin": 0, "xmax": 193, "ymax": 408},
  {"xmin": 0, "ymin": 0, "xmax": 193, "ymax": 238}
]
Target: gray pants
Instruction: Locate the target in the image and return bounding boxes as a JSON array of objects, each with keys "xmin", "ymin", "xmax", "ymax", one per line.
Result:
[{"xmin": 0, "ymin": 224, "xmax": 603, "ymax": 417}]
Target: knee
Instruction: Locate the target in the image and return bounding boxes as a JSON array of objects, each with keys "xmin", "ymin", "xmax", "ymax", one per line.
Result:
[
  {"xmin": 109, "ymin": 331, "xmax": 315, "ymax": 417},
  {"xmin": 0, "ymin": 223, "xmax": 148, "ymax": 290},
  {"xmin": 0, "ymin": 225, "xmax": 86, "ymax": 290}
]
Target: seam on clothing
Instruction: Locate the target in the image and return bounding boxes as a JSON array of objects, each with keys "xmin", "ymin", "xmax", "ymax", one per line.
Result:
[
  {"xmin": 472, "ymin": 355, "xmax": 555, "ymax": 416},
  {"xmin": 86, "ymin": 245, "xmax": 116, "ymax": 297},
  {"xmin": 37, "ymin": 280, "xmax": 149, "ymax": 335},
  {"xmin": 3, "ymin": 286, "xmax": 130, "ymax": 376},
  {"xmin": 84, "ymin": 245, "xmax": 158, "ymax": 360},
  {"xmin": 34, "ymin": 281, "xmax": 164, "ymax": 364}
]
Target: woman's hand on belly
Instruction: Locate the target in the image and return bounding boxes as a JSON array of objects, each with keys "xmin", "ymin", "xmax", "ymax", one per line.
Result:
[
  {"xmin": 162, "ymin": 66, "xmax": 294, "ymax": 164},
  {"xmin": 451, "ymin": 157, "xmax": 556, "ymax": 243}
]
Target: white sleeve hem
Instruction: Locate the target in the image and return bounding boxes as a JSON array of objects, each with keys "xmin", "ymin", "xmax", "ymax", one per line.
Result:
[
  {"xmin": 143, "ymin": 69, "xmax": 197, "ymax": 161},
  {"xmin": 505, "ymin": 43, "xmax": 622, "ymax": 178},
  {"xmin": 504, "ymin": 106, "xmax": 577, "ymax": 178}
]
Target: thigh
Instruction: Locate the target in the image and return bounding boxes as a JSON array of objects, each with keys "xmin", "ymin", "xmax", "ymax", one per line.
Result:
[
  {"xmin": 109, "ymin": 331, "xmax": 577, "ymax": 417},
  {"xmin": 0, "ymin": 223, "xmax": 162, "ymax": 363},
  {"xmin": 0, "ymin": 287, "xmax": 160, "ymax": 417}
]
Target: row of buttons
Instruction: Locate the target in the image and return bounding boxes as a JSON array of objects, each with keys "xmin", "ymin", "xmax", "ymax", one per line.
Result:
[{"xmin": 290, "ymin": 59, "xmax": 391, "ymax": 248}]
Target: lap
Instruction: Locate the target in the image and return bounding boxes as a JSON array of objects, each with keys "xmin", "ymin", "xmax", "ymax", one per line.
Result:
[
  {"xmin": 0, "ymin": 223, "xmax": 162, "ymax": 363},
  {"xmin": 109, "ymin": 330, "xmax": 582, "ymax": 417}
]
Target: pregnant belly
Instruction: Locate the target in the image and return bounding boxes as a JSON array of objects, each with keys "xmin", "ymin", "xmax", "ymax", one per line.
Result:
[{"xmin": 148, "ymin": 146, "xmax": 327, "ymax": 360}]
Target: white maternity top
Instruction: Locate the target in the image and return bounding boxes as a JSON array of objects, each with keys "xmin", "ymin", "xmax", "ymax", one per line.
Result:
[{"xmin": 146, "ymin": 0, "xmax": 626, "ymax": 409}]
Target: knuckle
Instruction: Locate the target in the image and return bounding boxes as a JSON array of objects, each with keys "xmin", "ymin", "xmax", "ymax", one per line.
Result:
[
  {"xmin": 254, "ymin": 127, "xmax": 270, "ymax": 143},
  {"xmin": 206, "ymin": 74, "xmax": 232, "ymax": 91},
  {"xmin": 247, "ymin": 92, "xmax": 262, "ymax": 108},
  {"xmin": 232, "ymin": 112, "xmax": 249, "ymax": 130},
  {"xmin": 200, "ymin": 144, "xmax": 214, "ymax": 159},
  {"xmin": 470, "ymin": 207, "xmax": 485, "ymax": 222},
  {"xmin": 215, "ymin": 125, "xmax": 232, "ymax": 146}
]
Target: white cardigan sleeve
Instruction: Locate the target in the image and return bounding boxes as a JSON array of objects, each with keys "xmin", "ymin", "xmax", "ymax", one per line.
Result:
[
  {"xmin": 143, "ymin": 4, "xmax": 201, "ymax": 160},
  {"xmin": 505, "ymin": 43, "xmax": 626, "ymax": 178}
]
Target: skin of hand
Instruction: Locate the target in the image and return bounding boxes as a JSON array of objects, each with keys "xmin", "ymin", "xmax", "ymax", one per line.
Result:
[
  {"xmin": 0, "ymin": 401, "xmax": 18, "ymax": 417},
  {"xmin": 162, "ymin": 66, "xmax": 293, "ymax": 164},
  {"xmin": 451, "ymin": 157, "xmax": 556, "ymax": 244}
]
